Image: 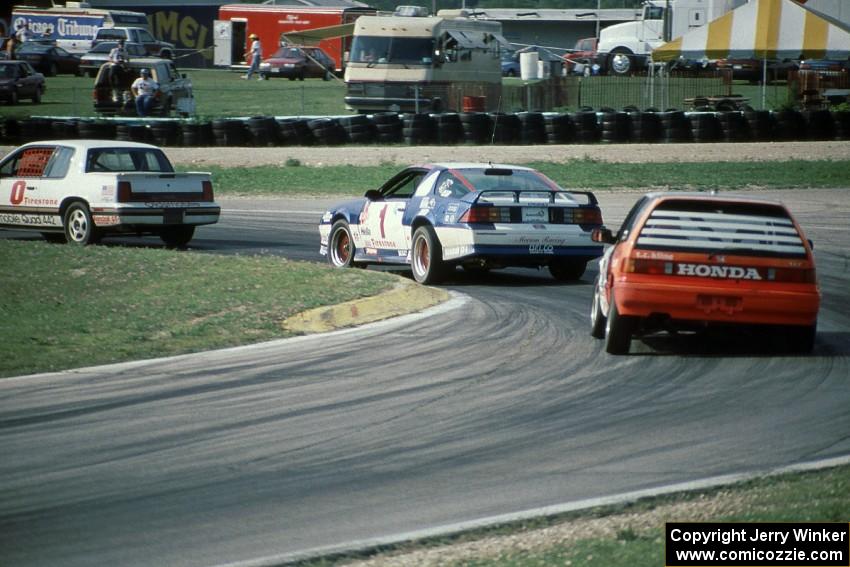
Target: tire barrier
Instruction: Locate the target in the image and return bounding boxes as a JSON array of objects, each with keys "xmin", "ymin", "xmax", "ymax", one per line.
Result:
[
  {"xmin": 339, "ymin": 114, "xmax": 377, "ymax": 145},
  {"xmin": 689, "ymin": 113, "xmax": 723, "ymax": 143},
  {"xmin": 628, "ymin": 111, "xmax": 662, "ymax": 143},
  {"xmin": 600, "ymin": 111, "xmax": 630, "ymax": 144},
  {"xmin": 245, "ymin": 116, "xmax": 280, "ymax": 147},
  {"xmin": 212, "ymin": 118, "xmax": 247, "ymax": 146},
  {"xmin": 834, "ymin": 111, "xmax": 850, "ymax": 141},
  {"xmin": 518, "ymin": 112, "xmax": 546, "ymax": 145},
  {"xmin": 545, "ymin": 113, "xmax": 574, "ymax": 144},
  {"xmin": 307, "ymin": 118, "xmax": 346, "ymax": 146},
  {"xmin": 459, "ymin": 112, "xmax": 491, "ymax": 145},
  {"xmin": 433, "ymin": 113, "xmax": 464, "ymax": 145},
  {"xmin": 803, "ymin": 109, "xmax": 835, "ymax": 141},
  {"xmin": 3, "ymin": 110, "xmax": 850, "ymax": 148},
  {"xmin": 571, "ymin": 110, "xmax": 600, "ymax": 144},
  {"xmin": 716, "ymin": 111, "xmax": 749, "ymax": 143},
  {"xmin": 773, "ymin": 110, "xmax": 807, "ymax": 142},
  {"xmin": 658, "ymin": 110, "xmax": 692, "ymax": 143},
  {"xmin": 278, "ymin": 118, "xmax": 315, "ymax": 146},
  {"xmin": 744, "ymin": 110, "xmax": 774, "ymax": 142},
  {"xmin": 402, "ymin": 113, "xmax": 436, "ymax": 145}
]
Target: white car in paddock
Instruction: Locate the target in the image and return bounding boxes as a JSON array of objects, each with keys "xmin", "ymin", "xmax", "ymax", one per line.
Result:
[{"xmin": 0, "ymin": 140, "xmax": 219, "ymax": 247}]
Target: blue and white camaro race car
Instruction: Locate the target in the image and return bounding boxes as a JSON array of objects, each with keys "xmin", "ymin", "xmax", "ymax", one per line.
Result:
[{"xmin": 318, "ymin": 163, "xmax": 605, "ymax": 284}]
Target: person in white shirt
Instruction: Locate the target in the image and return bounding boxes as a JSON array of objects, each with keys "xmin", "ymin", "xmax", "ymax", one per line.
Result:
[
  {"xmin": 15, "ymin": 23, "xmax": 34, "ymax": 44},
  {"xmin": 108, "ymin": 39, "xmax": 129, "ymax": 65},
  {"xmin": 131, "ymin": 68, "xmax": 159, "ymax": 117},
  {"xmin": 243, "ymin": 33, "xmax": 263, "ymax": 80},
  {"xmin": 107, "ymin": 39, "xmax": 130, "ymax": 94}
]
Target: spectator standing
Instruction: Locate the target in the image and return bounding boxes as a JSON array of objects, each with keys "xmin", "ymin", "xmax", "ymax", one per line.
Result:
[
  {"xmin": 131, "ymin": 68, "xmax": 159, "ymax": 117},
  {"xmin": 107, "ymin": 39, "xmax": 130, "ymax": 98},
  {"xmin": 5, "ymin": 36, "xmax": 18, "ymax": 60},
  {"xmin": 243, "ymin": 33, "xmax": 263, "ymax": 80},
  {"xmin": 16, "ymin": 23, "xmax": 34, "ymax": 44}
]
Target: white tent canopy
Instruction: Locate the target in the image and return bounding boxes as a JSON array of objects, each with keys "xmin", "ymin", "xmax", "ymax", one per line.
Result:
[{"xmin": 652, "ymin": 0, "xmax": 850, "ymax": 62}]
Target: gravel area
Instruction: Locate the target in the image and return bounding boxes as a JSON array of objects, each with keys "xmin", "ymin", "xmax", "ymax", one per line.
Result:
[
  {"xmin": 343, "ymin": 489, "xmax": 758, "ymax": 567},
  {"xmin": 160, "ymin": 141, "xmax": 850, "ymax": 167}
]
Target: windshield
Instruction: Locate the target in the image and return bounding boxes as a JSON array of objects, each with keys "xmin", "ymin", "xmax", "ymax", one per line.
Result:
[
  {"xmin": 271, "ymin": 47, "xmax": 304, "ymax": 59},
  {"xmin": 90, "ymin": 43, "xmax": 116, "ymax": 53},
  {"xmin": 435, "ymin": 168, "xmax": 575, "ymax": 202},
  {"xmin": 18, "ymin": 44, "xmax": 50, "ymax": 54},
  {"xmin": 350, "ymin": 36, "xmax": 434, "ymax": 64}
]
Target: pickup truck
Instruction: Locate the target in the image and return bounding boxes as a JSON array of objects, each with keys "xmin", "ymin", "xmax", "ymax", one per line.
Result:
[
  {"xmin": 93, "ymin": 27, "xmax": 175, "ymax": 59},
  {"xmin": 93, "ymin": 58, "xmax": 195, "ymax": 117},
  {"xmin": 0, "ymin": 140, "xmax": 219, "ymax": 247}
]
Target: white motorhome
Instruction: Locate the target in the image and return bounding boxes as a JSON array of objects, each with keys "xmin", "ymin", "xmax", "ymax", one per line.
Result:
[
  {"xmin": 344, "ymin": 13, "xmax": 508, "ymax": 113},
  {"xmin": 596, "ymin": 0, "xmax": 747, "ymax": 75}
]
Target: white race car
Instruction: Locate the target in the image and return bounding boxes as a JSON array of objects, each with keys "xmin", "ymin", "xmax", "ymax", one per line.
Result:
[{"xmin": 319, "ymin": 163, "xmax": 605, "ymax": 283}]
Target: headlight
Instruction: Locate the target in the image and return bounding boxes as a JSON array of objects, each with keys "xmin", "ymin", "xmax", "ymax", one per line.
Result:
[
  {"xmin": 259, "ymin": 63, "xmax": 270, "ymax": 70},
  {"xmin": 284, "ymin": 63, "xmax": 295, "ymax": 68}
]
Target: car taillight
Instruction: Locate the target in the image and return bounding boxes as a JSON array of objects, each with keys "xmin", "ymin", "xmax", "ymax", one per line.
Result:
[
  {"xmin": 116, "ymin": 181, "xmax": 132, "ymax": 202},
  {"xmin": 767, "ymin": 268, "xmax": 817, "ymax": 283},
  {"xmin": 571, "ymin": 206, "xmax": 603, "ymax": 225},
  {"xmin": 622, "ymin": 258, "xmax": 673, "ymax": 275},
  {"xmin": 460, "ymin": 205, "xmax": 511, "ymax": 223},
  {"xmin": 202, "ymin": 180, "xmax": 214, "ymax": 202}
]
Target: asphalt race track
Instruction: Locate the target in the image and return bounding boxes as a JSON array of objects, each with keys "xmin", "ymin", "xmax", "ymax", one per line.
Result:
[{"xmin": 1, "ymin": 189, "xmax": 849, "ymax": 566}]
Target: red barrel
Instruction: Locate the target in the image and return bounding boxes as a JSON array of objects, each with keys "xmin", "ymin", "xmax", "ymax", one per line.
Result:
[{"xmin": 462, "ymin": 96, "xmax": 486, "ymax": 112}]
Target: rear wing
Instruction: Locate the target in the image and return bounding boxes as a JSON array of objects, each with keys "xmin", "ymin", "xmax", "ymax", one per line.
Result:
[{"xmin": 471, "ymin": 188, "xmax": 599, "ymax": 206}]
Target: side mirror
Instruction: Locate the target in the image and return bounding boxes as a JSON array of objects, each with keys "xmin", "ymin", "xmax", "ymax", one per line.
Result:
[
  {"xmin": 364, "ymin": 189, "xmax": 383, "ymax": 201},
  {"xmin": 591, "ymin": 227, "xmax": 616, "ymax": 244}
]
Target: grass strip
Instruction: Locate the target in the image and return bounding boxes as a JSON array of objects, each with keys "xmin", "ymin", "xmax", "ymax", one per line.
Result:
[
  {"xmin": 0, "ymin": 240, "xmax": 396, "ymax": 378},
  {"xmin": 183, "ymin": 159, "xmax": 850, "ymax": 197},
  {"xmin": 297, "ymin": 464, "xmax": 850, "ymax": 566}
]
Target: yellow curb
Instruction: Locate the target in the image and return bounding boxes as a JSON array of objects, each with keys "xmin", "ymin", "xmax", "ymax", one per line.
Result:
[{"xmin": 282, "ymin": 279, "xmax": 451, "ymax": 334}]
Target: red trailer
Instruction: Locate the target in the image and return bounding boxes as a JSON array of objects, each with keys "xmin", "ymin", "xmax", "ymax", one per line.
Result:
[{"xmin": 214, "ymin": 4, "xmax": 375, "ymax": 73}]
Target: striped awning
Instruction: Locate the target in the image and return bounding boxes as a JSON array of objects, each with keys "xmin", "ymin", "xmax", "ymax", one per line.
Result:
[
  {"xmin": 652, "ymin": 0, "xmax": 850, "ymax": 61},
  {"xmin": 281, "ymin": 23, "xmax": 355, "ymax": 46}
]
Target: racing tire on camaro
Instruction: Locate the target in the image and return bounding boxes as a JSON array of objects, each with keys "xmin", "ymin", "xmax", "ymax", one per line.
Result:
[
  {"xmin": 411, "ymin": 225, "xmax": 447, "ymax": 284},
  {"xmin": 590, "ymin": 279, "xmax": 607, "ymax": 339},
  {"xmin": 786, "ymin": 323, "xmax": 817, "ymax": 354},
  {"xmin": 549, "ymin": 259, "xmax": 586, "ymax": 281},
  {"xmin": 604, "ymin": 292, "xmax": 636, "ymax": 355},
  {"xmin": 63, "ymin": 202, "xmax": 100, "ymax": 246},
  {"xmin": 328, "ymin": 220, "xmax": 360, "ymax": 269}
]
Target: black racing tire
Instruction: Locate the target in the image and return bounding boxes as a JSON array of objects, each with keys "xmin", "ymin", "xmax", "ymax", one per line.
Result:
[
  {"xmin": 411, "ymin": 225, "xmax": 446, "ymax": 284},
  {"xmin": 590, "ymin": 279, "xmax": 607, "ymax": 339},
  {"xmin": 32, "ymin": 88, "xmax": 42, "ymax": 104},
  {"xmin": 604, "ymin": 293, "xmax": 635, "ymax": 355},
  {"xmin": 48, "ymin": 62, "xmax": 58, "ymax": 77},
  {"xmin": 549, "ymin": 260, "xmax": 586, "ymax": 282},
  {"xmin": 160, "ymin": 225, "xmax": 195, "ymax": 248},
  {"xmin": 63, "ymin": 201, "xmax": 100, "ymax": 246},
  {"xmin": 8, "ymin": 89, "xmax": 18, "ymax": 105},
  {"xmin": 328, "ymin": 220, "xmax": 360, "ymax": 268}
]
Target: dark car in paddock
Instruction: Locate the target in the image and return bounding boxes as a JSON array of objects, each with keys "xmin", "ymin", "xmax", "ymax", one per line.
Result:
[
  {"xmin": 590, "ymin": 193, "xmax": 820, "ymax": 354},
  {"xmin": 319, "ymin": 163, "xmax": 604, "ymax": 284},
  {"xmin": 15, "ymin": 42, "xmax": 82, "ymax": 76},
  {"xmin": 260, "ymin": 46, "xmax": 335, "ymax": 80},
  {"xmin": 715, "ymin": 58, "xmax": 798, "ymax": 83},
  {"xmin": 0, "ymin": 60, "xmax": 46, "ymax": 104},
  {"xmin": 79, "ymin": 41, "xmax": 148, "ymax": 77}
]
